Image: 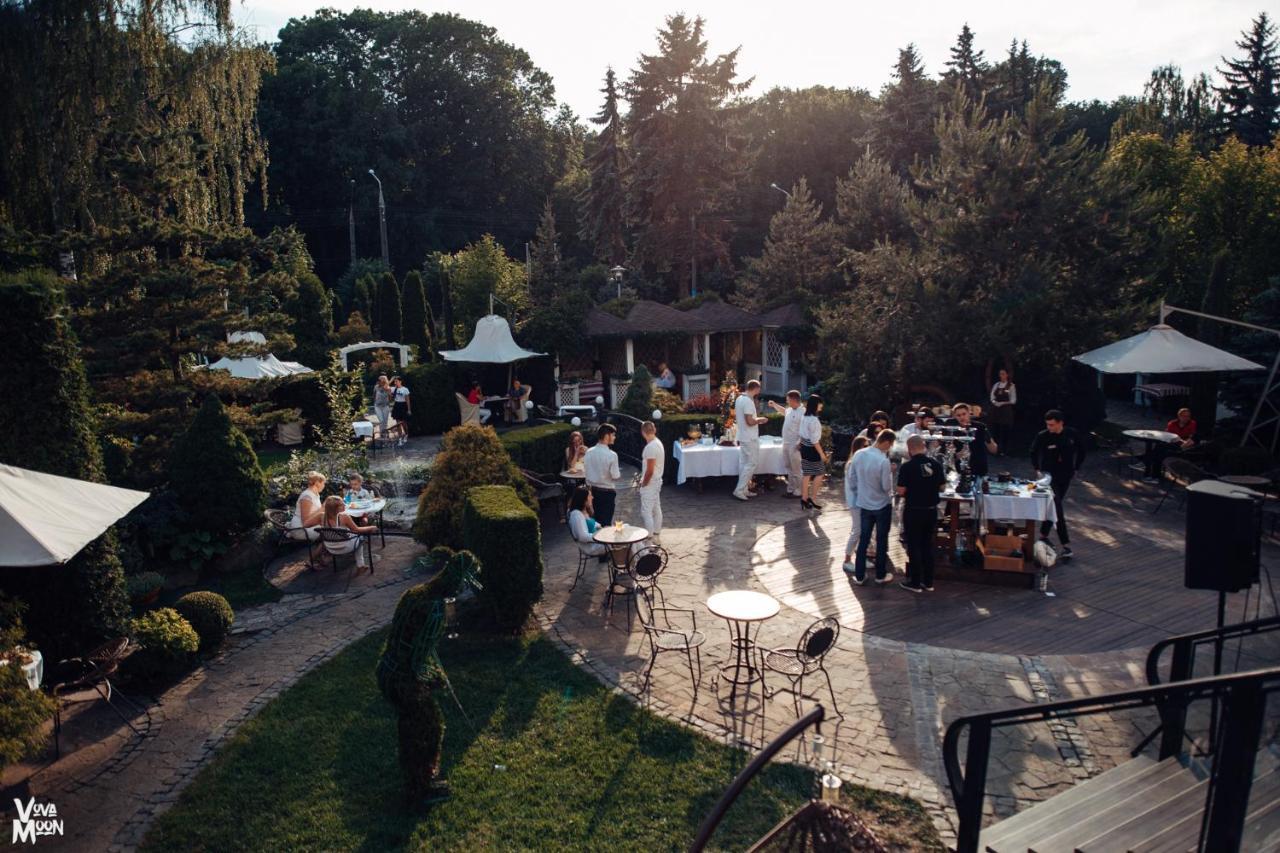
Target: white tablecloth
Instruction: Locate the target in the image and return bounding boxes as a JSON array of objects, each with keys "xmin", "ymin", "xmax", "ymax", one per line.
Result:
[
  {"xmin": 352, "ymin": 420, "xmax": 375, "ymax": 438},
  {"xmin": 981, "ymin": 493, "xmax": 1057, "ymax": 523},
  {"xmin": 672, "ymin": 439, "xmax": 787, "ymax": 485}
]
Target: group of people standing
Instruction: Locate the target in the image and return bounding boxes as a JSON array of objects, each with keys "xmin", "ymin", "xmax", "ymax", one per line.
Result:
[
  {"xmin": 567, "ymin": 419, "xmax": 667, "ymax": 559},
  {"xmin": 373, "ymin": 374, "xmax": 412, "ymax": 446}
]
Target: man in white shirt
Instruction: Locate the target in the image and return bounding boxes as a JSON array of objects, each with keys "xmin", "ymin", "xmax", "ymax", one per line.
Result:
[
  {"xmin": 768, "ymin": 389, "xmax": 804, "ymax": 498},
  {"xmin": 638, "ymin": 421, "xmax": 664, "ymax": 537},
  {"xmin": 898, "ymin": 409, "xmax": 933, "ymax": 442},
  {"xmin": 584, "ymin": 423, "xmax": 621, "ymax": 525},
  {"xmin": 852, "ymin": 429, "xmax": 897, "ymax": 585},
  {"xmin": 733, "ymin": 379, "xmax": 768, "ymax": 501}
]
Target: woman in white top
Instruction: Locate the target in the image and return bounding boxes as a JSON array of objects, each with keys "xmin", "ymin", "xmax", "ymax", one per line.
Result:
[
  {"xmin": 989, "ymin": 368, "xmax": 1016, "ymax": 455},
  {"xmin": 319, "ymin": 496, "xmax": 378, "ymax": 569},
  {"xmin": 564, "ymin": 431, "xmax": 587, "ymax": 473},
  {"xmin": 798, "ymin": 394, "xmax": 830, "ymax": 511},
  {"xmin": 290, "ymin": 471, "xmax": 326, "ymax": 541},
  {"xmin": 566, "ymin": 487, "xmax": 606, "ymax": 558}
]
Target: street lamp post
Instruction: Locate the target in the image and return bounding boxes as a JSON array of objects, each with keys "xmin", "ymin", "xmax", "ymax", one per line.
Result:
[
  {"xmin": 770, "ymin": 182, "xmax": 792, "ymax": 200},
  {"xmin": 369, "ymin": 169, "xmax": 389, "ymax": 268},
  {"xmin": 610, "ymin": 265, "xmax": 626, "ymax": 301},
  {"xmin": 348, "ymin": 178, "xmax": 357, "ymax": 266}
]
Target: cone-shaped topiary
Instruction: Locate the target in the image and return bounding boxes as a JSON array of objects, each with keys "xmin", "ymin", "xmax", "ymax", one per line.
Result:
[
  {"xmin": 620, "ymin": 364, "xmax": 655, "ymax": 419},
  {"xmin": 290, "ymin": 272, "xmax": 333, "ymax": 368},
  {"xmin": 168, "ymin": 394, "xmax": 267, "ymax": 538},
  {"xmin": 174, "ymin": 591, "xmax": 235, "ymax": 652},
  {"xmin": 413, "ymin": 424, "xmax": 536, "ymax": 548},
  {"xmin": 401, "ymin": 270, "xmax": 433, "ymax": 360},
  {"xmin": 376, "ymin": 271, "xmax": 402, "ymax": 342}
]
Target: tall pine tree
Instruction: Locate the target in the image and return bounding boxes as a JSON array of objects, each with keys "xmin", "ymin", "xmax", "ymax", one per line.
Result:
[
  {"xmin": 1215, "ymin": 12, "xmax": 1280, "ymax": 146},
  {"xmin": 738, "ymin": 178, "xmax": 841, "ymax": 314},
  {"xmin": 872, "ymin": 44, "xmax": 939, "ymax": 175},
  {"xmin": 580, "ymin": 68, "xmax": 629, "ymax": 265},
  {"xmin": 375, "ymin": 272, "xmax": 402, "ymax": 341},
  {"xmin": 401, "ymin": 269, "xmax": 433, "ymax": 359},
  {"xmin": 943, "ymin": 24, "xmax": 988, "ymax": 103},
  {"xmin": 529, "ymin": 199, "xmax": 564, "ymax": 303}
]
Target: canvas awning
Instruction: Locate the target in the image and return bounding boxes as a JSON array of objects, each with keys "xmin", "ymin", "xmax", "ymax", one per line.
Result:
[
  {"xmin": 203, "ymin": 353, "xmax": 313, "ymax": 379},
  {"xmin": 439, "ymin": 314, "xmax": 545, "ymax": 364},
  {"xmin": 1072, "ymin": 325, "xmax": 1265, "ymax": 374},
  {"xmin": 0, "ymin": 465, "xmax": 149, "ymax": 566}
]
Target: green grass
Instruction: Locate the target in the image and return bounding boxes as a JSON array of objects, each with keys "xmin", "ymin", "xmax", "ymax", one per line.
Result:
[
  {"xmin": 254, "ymin": 447, "xmax": 293, "ymax": 477},
  {"xmin": 142, "ymin": 628, "xmax": 939, "ymax": 852}
]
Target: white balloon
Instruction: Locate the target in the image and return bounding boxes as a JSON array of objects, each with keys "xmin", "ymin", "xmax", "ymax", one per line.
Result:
[
  {"xmin": 595, "ymin": 395, "xmax": 605, "ymax": 406},
  {"xmin": 652, "ymin": 409, "xmax": 663, "ymax": 420},
  {"xmin": 570, "ymin": 416, "xmax": 582, "ymax": 427},
  {"xmin": 525, "ymin": 399, "xmax": 534, "ymax": 409}
]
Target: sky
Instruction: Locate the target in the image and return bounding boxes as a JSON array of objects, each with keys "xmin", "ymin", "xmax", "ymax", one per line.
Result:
[{"xmin": 233, "ymin": 1, "xmax": 1274, "ymax": 117}]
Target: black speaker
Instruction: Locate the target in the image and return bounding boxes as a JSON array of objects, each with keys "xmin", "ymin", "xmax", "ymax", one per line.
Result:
[{"xmin": 1185, "ymin": 480, "xmax": 1261, "ymax": 593}]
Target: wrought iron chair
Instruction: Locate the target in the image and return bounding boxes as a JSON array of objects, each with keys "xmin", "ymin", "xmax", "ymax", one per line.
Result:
[
  {"xmin": 567, "ymin": 526, "xmax": 604, "ymax": 592},
  {"xmin": 521, "ymin": 469, "xmax": 567, "ymax": 522},
  {"xmin": 50, "ymin": 637, "xmax": 144, "ymax": 758},
  {"xmin": 762, "ymin": 617, "xmax": 843, "ymax": 719},
  {"xmin": 263, "ymin": 508, "xmax": 316, "ymax": 572},
  {"xmin": 316, "ymin": 525, "xmax": 372, "ymax": 576},
  {"xmin": 605, "ymin": 545, "xmax": 668, "ymax": 629},
  {"xmin": 634, "ymin": 594, "xmax": 705, "ymax": 699}
]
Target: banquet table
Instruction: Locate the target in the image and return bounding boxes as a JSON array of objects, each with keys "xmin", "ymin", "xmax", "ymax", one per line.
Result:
[
  {"xmin": 672, "ymin": 438, "xmax": 788, "ymax": 486},
  {"xmin": 344, "ymin": 497, "xmax": 387, "ymax": 546},
  {"xmin": 980, "ymin": 491, "xmax": 1058, "ymax": 524}
]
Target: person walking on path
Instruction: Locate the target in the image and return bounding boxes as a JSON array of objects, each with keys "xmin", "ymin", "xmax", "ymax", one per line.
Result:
[
  {"xmin": 373, "ymin": 375, "xmax": 393, "ymax": 436},
  {"xmin": 840, "ymin": 435, "xmax": 871, "ymax": 574},
  {"xmin": 769, "ymin": 389, "xmax": 805, "ymax": 498},
  {"xmin": 638, "ymin": 421, "xmax": 664, "ymax": 538},
  {"xmin": 851, "ymin": 429, "xmax": 897, "ymax": 585},
  {"xmin": 897, "ymin": 435, "xmax": 945, "ymax": 593},
  {"xmin": 989, "ymin": 368, "xmax": 1016, "ymax": 454},
  {"xmin": 391, "ymin": 376, "xmax": 412, "ymax": 446},
  {"xmin": 733, "ymin": 379, "xmax": 768, "ymax": 501},
  {"xmin": 798, "ymin": 393, "xmax": 829, "ymax": 510},
  {"xmin": 584, "ymin": 423, "xmax": 621, "ymax": 525},
  {"xmin": 1030, "ymin": 409, "xmax": 1086, "ymax": 559}
]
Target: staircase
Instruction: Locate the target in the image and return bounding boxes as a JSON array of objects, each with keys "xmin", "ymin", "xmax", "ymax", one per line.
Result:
[{"xmin": 945, "ymin": 616, "xmax": 1280, "ymax": 853}]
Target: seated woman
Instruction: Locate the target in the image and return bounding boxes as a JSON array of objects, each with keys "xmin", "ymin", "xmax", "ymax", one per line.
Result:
[
  {"xmin": 564, "ymin": 430, "xmax": 586, "ymax": 473},
  {"xmin": 289, "ymin": 471, "xmax": 327, "ymax": 541},
  {"xmin": 567, "ymin": 486, "xmax": 606, "ymax": 559},
  {"xmin": 467, "ymin": 381, "xmax": 492, "ymax": 424},
  {"xmin": 319, "ymin": 495, "xmax": 378, "ymax": 569},
  {"xmin": 344, "ymin": 473, "xmax": 371, "ymax": 502},
  {"xmin": 654, "ymin": 362, "xmax": 677, "ymax": 390}
]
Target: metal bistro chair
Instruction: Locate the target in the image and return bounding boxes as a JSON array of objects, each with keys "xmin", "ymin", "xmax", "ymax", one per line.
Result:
[
  {"xmin": 263, "ymin": 508, "xmax": 317, "ymax": 572},
  {"xmin": 521, "ymin": 469, "xmax": 567, "ymax": 523},
  {"xmin": 605, "ymin": 545, "xmax": 668, "ymax": 629},
  {"xmin": 568, "ymin": 528, "xmax": 604, "ymax": 592},
  {"xmin": 50, "ymin": 637, "xmax": 144, "ymax": 758},
  {"xmin": 634, "ymin": 593, "xmax": 705, "ymax": 699},
  {"xmin": 762, "ymin": 617, "xmax": 843, "ymax": 720},
  {"xmin": 316, "ymin": 526, "xmax": 373, "ymax": 577},
  {"xmin": 1152, "ymin": 457, "xmax": 1213, "ymax": 514}
]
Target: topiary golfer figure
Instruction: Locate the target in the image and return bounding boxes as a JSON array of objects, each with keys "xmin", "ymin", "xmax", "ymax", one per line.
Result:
[{"xmin": 375, "ymin": 549, "xmax": 481, "ymax": 805}]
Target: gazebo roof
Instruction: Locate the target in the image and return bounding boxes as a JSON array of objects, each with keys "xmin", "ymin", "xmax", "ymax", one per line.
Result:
[
  {"xmin": 580, "ymin": 300, "xmax": 808, "ymax": 339},
  {"xmin": 758, "ymin": 303, "xmax": 807, "ymax": 328},
  {"xmin": 624, "ymin": 300, "xmax": 708, "ymax": 334},
  {"xmin": 583, "ymin": 306, "xmax": 635, "ymax": 338},
  {"xmin": 685, "ymin": 300, "xmax": 762, "ymax": 332}
]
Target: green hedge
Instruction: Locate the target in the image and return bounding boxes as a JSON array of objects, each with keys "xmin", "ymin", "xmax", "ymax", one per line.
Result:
[
  {"xmin": 403, "ymin": 361, "xmax": 462, "ymax": 435},
  {"xmin": 501, "ymin": 423, "xmax": 574, "ymax": 475},
  {"xmin": 462, "ymin": 485, "xmax": 543, "ymax": 632},
  {"xmin": 174, "ymin": 591, "xmax": 235, "ymax": 653},
  {"xmin": 654, "ymin": 412, "xmax": 784, "ymax": 484}
]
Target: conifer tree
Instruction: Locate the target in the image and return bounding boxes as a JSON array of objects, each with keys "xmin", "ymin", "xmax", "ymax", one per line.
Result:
[
  {"xmin": 943, "ymin": 24, "xmax": 988, "ymax": 102},
  {"xmin": 580, "ymin": 68, "xmax": 629, "ymax": 265},
  {"xmin": 401, "ymin": 270, "xmax": 433, "ymax": 359},
  {"xmin": 739, "ymin": 178, "xmax": 841, "ymax": 313},
  {"xmin": 872, "ymin": 44, "xmax": 939, "ymax": 174},
  {"xmin": 291, "ymin": 272, "xmax": 333, "ymax": 368},
  {"xmin": 529, "ymin": 199, "xmax": 564, "ymax": 303},
  {"xmin": 1215, "ymin": 12, "xmax": 1280, "ymax": 146},
  {"xmin": 375, "ymin": 272, "xmax": 402, "ymax": 342},
  {"xmin": 168, "ymin": 394, "xmax": 267, "ymax": 538},
  {"xmin": 354, "ymin": 275, "xmax": 376, "ymax": 333}
]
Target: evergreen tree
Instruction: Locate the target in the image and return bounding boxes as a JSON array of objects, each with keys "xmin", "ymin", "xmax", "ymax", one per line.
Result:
[
  {"xmin": 375, "ymin": 272, "xmax": 402, "ymax": 342},
  {"xmin": 625, "ymin": 15, "xmax": 749, "ymax": 299},
  {"xmin": 988, "ymin": 40, "xmax": 1068, "ymax": 118},
  {"xmin": 1115, "ymin": 65, "xmax": 1217, "ymax": 147},
  {"xmin": 354, "ymin": 275, "xmax": 376, "ymax": 330},
  {"xmin": 739, "ymin": 178, "xmax": 841, "ymax": 313},
  {"xmin": 1215, "ymin": 12, "xmax": 1280, "ymax": 146},
  {"xmin": 836, "ymin": 151, "xmax": 917, "ymax": 252},
  {"xmin": 529, "ymin": 198, "xmax": 564, "ymax": 303},
  {"xmin": 290, "ymin": 272, "xmax": 333, "ymax": 368},
  {"xmin": 168, "ymin": 394, "xmax": 267, "ymax": 538},
  {"xmin": 943, "ymin": 24, "xmax": 988, "ymax": 102},
  {"xmin": 872, "ymin": 44, "xmax": 939, "ymax": 174},
  {"xmin": 0, "ymin": 273, "xmax": 128, "ymax": 658},
  {"xmin": 400, "ymin": 270, "xmax": 433, "ymax": 359},
  {"xmin": 580, "ymin": 68, "xmax": 629, "ymax": 265}
]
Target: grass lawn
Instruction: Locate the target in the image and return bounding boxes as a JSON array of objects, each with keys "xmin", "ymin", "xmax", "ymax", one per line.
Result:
[
  {"xmin": 254, "ymin": 446, "xmax": 293, "ymax": 477},
  {"xmin": 142, "ymin": 628, "xmax": 940, "ymax": 852}
]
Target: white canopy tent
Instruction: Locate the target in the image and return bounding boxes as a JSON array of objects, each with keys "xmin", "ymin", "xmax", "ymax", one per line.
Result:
[
  {"xmin": 439, "ymin": 314, "xmax": 545, "ymax": 364},
  {"xmin": 0, "ymin": 465, "xmax": 149, "ymax": 566},
  {"xmin": 203, "ymin": 353, "xmax": 312, "ymax": 379},
  {"xmin": 1073, "ymin": 324, "xmax": 1265, "ymax": 374}
]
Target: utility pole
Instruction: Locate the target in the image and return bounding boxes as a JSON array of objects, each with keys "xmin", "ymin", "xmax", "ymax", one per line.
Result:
[
  {"xmin": 348, "ymin": 179, "xmax": 357, "ymax": 267},
  {"xmin": 369, "ymin": 169, "xmax": 389, "ymax": 268},
  {"xmin": 690, "ymin": 212, "xmax": 698, "ymax": 298},
  {"xmin": 525, "ymin": 242, "xmax": 531, "ymax": 286}
]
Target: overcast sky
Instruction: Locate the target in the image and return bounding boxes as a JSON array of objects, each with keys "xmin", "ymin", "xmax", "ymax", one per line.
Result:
[{"xmin": 233, "ymin": 1, "xmax": 1272, "ymax": 118}]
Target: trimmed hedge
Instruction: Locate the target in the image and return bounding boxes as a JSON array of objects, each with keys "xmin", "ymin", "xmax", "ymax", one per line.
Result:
[
  {"xmin": 174, "ymin": 591, "xmax": 235, "ymax": 653},
  {"xmin": 403, "ymin": 361, "xmax": 462, "ymax": 435},
  {"xmin": 654, "ymin": 412, "xmax": 784, "ymax": 484},
  {"xmin": 462, "ymin": 485, "xmax": 543, "ymax": 632},
  {"xmin": 501, "ymin": 422, "xmax": 575, "ymax": 475},
  {"xmin": 129, "ymin": 608, "xmax": 199, "ymax": 678}
]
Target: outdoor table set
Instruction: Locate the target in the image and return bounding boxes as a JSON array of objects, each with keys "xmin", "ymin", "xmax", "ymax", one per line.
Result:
[
  {"xmin": 1123, "ymin": 428, "xmax": 1183, "ymax": 479},
  {"xmin": 344, "ymin": 497, "xmax": 387, "ymax": 547},
  {"xmin": 706, "ymin": 590, "xmax": 780, "ymax": 702},
  {"xmin": 672, "ymin": 436, "xmax": 788, "ymax": 486}
]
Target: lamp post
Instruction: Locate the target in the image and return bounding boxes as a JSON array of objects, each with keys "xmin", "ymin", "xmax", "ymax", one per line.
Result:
[
  {"xmin": 348, "ymin": 178, "xmax": 357, "ymax": 266},
  {"xmin": 609, "ymin": 265, "xmax": 626, "ymax": 300},
  {"xmin": 369, "ymin": 169, "xmax": 389, "ymax": 268},
  {"xmin": 770, "ymin": 182, "xmax": 792, "ymax": 200}
]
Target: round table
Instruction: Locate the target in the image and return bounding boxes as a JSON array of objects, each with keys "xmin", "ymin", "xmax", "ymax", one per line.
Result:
[
  {"xmin": 344, "ymin": 498, "xmax": 387, "ymax": 546},
  {"xmin": 1123, "ymin": 429, "xmax": 1182, "ymax": 479},
  {"xmin": 594, "ymin": 524, "xmax": 650, "ymax": 612},
  {"xmin": 1220, "ymin": 474, "xmax": 1271, "ymax": 490},
  {"xmin": 706, "ymin": 590, "xmax": 780, "ymax": 700}
]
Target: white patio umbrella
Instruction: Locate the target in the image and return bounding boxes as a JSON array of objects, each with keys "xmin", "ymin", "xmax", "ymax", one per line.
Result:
[
  {"xmin": 439, "ymin": 314, "xmax": 545, "ymax": 364},
  {"xmin": 0, "ymin": 465, "xmax": 149, "ymax": 566},
  {"xmin": 1073, "ymin": 325, "xmax": 1265, "ymax": 374}
]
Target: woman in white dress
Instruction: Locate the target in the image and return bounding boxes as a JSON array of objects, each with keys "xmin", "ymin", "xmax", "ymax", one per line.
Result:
[{"xmin": 289, "ymin": 471, "xmax": 326, "ymax": 541}]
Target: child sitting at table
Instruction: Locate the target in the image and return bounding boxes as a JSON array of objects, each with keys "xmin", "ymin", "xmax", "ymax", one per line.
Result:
[
  {"xmin": 344, "ymin": 473, "xmax": 372, "ymax": 502},
  {"xmin": 321, "ymin": 496, "xmax": 378, "ymax": 569}
]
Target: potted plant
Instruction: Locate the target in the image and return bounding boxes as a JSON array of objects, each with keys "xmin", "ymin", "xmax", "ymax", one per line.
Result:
[{"xmin": 125, "ymin": 572, "xmax": 165, "ymax": 606}]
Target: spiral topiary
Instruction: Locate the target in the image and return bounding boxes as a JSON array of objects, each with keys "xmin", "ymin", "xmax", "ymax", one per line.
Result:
[{"xmin": 174, "ymin": 591, "xmax": 235, "ymax": 652}]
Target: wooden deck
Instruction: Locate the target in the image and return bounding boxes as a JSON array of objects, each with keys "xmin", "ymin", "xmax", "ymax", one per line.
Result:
[{"xmin": 751, "ymin": 507, "xmax": 1273, "ymax": 656}]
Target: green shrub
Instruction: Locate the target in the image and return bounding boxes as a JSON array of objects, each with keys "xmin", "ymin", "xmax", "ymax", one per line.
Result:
[
  {"xmin": 129, "ymin": 608, "xmax": 199, "ymax": 677},
  {"xmin": 463, "ymin": 485, "xmax": 543, "ymax": 632},
  {"xmin": 620, "ymin": 365, "xmax": 655, "ymax": 419},
  {"xmin": 0, "ymin": 595, "xmax": 56, "ymax": 772},
  {"xmin": 1217, "ymin": 445, "xmax": 1274, "ymax": 476},
  {"xmin": 174, "ymin": 591, "xmax": 235, "ymax": 653},
  {"xmin": 375, "ymin": 271, "xmax": 402, "ymax": 342},
  {"xmin": 401, "ymin": 270, "xmax": 434, "ymax": 360},
  {"xmin": 168, "ymin": 394, "xmax": 268, "ymax": 539},
  {"xmin": 403, "ymin": 361, "xmax": 463, "ymax": 435},
  {"xmin": 414, "ymin": 424, "xmax": 536, "ymax": 548},
  {"xmin": 125, "ymin": 572, "xmax": 164, "ymax": 601},
  {"xmin": 501, "ymin": 422, "xmax": 574, "ymax": 475}
]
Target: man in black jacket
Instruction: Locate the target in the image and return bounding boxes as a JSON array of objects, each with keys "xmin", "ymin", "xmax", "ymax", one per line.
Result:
[{"xmin": 1030, "ymin": 409, "xmax": 1087, "ymax": 558}]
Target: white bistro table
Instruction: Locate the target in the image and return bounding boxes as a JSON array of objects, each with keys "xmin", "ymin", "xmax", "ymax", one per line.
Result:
[
  {"xmin": 344, "ymin": 497, "xmax": 387, "ymax": 546},
  {"xmin": 706, "ymin": 590, "xmax": 780, "ymax": 701},
  {"xmin": 1123, "ymin": 429, "xmax": 1182, "ymax": 479}
]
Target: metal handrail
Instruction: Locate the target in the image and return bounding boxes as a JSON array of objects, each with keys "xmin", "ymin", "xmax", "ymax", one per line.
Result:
[
  {"xmin": 943, "ymin": 666, "xmax": 1280, "ymax": 853},
  {"xmin": 1145, "ymin": 614, "xmax": 1280, "ymax": 686}
]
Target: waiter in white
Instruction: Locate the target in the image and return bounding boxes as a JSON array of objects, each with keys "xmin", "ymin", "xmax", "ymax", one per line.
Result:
[
  {"xmin": 768, "ymin": 389, "xmax": 804, "ymax": 498},
  {"xmin": 584, "ymin": 423, "xmax": 621, "ymax": 525},
  {"xmin": 638, "ymin": 420, "xmax": 664, "ymax": 538},
  {"xmin": 733, "ymin": 379, "xmax": 768, "ymax": 501}
]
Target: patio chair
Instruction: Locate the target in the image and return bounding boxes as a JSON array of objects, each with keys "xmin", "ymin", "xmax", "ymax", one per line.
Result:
[
  {"xmin": 455, "ymin": 393, "xmax": 482, "ymax": 427},
  {"xmin": 567, "ymin": 526, "xmax": 605, "ymax": 592},
  {"xmin": 521, "ymin": 468, "xmax": 566, "ymax": 522},
  {"xmin": 50, "ymin": 637, "xmax": 144, "ymax": 758},
  {"xmin": 316, "ymin": 526, "xmax": 372, "ymax": 576},
  {"xmin": 1153, "ymin": 457, "xmax": 1214, "ymax": 513},
  {"xmin": 263, "ymin": 508, "xmax": 316, "ymax": 572},
  {"xmin": 605, "ymin": 545, "xmax": 668, "ymax": 629},
  {"xmin": 634, "ymin": 594, "xmax": 705, "ymax": 699},
  {"xmin": 762, "ymin": 617, "xmax": 843, "ymax": 720}
]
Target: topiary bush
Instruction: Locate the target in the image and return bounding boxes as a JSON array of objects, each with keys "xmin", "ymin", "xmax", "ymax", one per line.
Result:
[
  {"xmin": 620, "ymin": 365, "xmax": 655, "ymax": 419},
  {"xmin": 413, "ymin": 424, "xmax": 536, "ymax": 548},
  {"xmin": 129, "ymin": 608, "xmax": 199, "ymax": 678},
  {"xmin": 501, "ymin": 422, "xmax": 574, "ymax": 475},
  {"xmin": 403, "ymin": 362, "xmax": 462, "ymax": 435},
  {"xmin": 174, "ymin": 591, "xmax": 235, "ymax": 653},
  {"xmin": 462, "ymin": 485, "xmax": 543, "ymax": 632},
  {"xmin": 168, "ymin": 394, "xmax": 268, "ymax": 539}
]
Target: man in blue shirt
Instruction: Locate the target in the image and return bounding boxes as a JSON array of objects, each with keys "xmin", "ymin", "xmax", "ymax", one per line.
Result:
[{"xmin": 851, "ymin": 429, "xmax": 897, "ymax": 585}]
